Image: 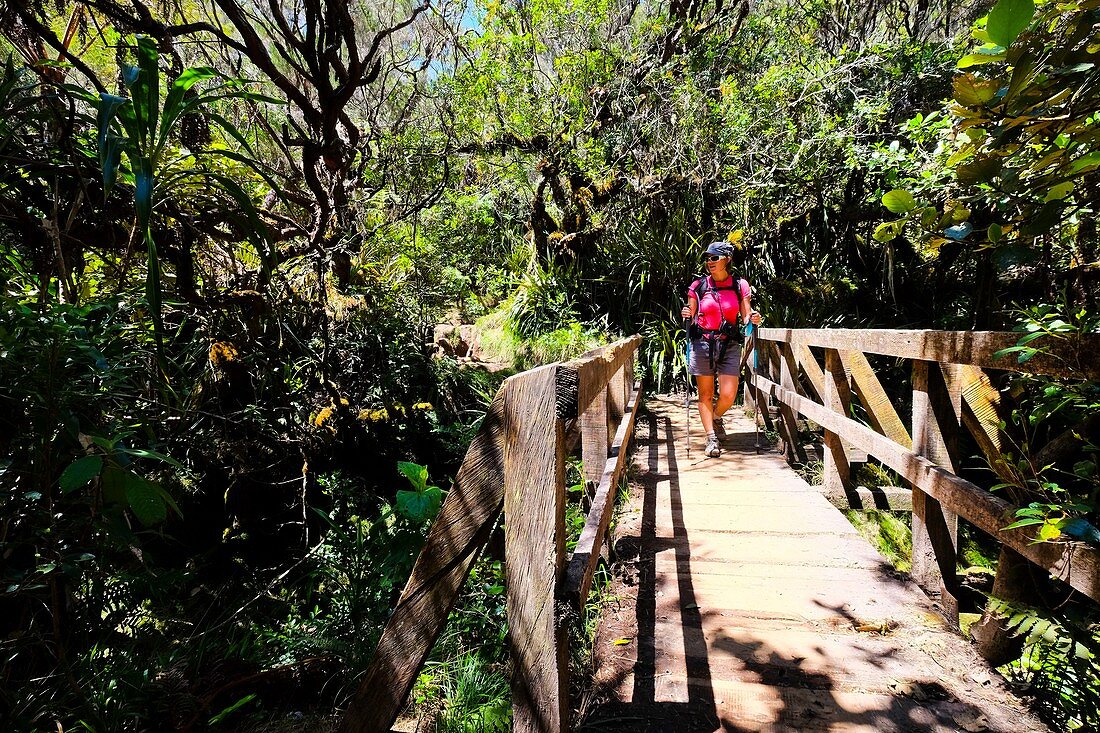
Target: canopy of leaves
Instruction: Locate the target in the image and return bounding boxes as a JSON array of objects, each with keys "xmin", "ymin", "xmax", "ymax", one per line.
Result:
[{"xmin": 1, "ymin": 0, "xmax": 1097, "ymax": 727}]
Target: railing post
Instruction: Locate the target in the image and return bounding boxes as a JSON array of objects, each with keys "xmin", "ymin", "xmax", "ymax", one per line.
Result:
[
  {"xmin": 822, "ymin": 349, "xmax": 853, "ymax": 500},
  {"xmin": 503, "ymin": 366, "xmax": 569, "ymax": 733},
  {"xmin": 607, "ymin": 359, "xmax": 627, "ymax": 433},
  {"xmin": 581, "ymin": 384, "xmax": 609, "ymax": 488},
  {"xmin": 911, "ymin": 360, "xmax": 961, "ymax": 628},
  {"xmin": 777, "ymin": 343, "xmax": 808, "ymax": 464}
]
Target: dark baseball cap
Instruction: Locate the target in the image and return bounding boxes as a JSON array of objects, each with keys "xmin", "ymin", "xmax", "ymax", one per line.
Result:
[{"xmin": 704, "ymin": 242, "xmax": 733, "ymax": 258}]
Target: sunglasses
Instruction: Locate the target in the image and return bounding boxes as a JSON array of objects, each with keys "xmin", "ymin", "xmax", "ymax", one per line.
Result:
[{"xmin": 704, "ymin": 254, "xmax": 725, "ymax": 262}]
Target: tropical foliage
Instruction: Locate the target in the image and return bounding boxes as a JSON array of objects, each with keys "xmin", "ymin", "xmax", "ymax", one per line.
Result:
[{"xmin": 0, "ymin": 0, "xmax": 1097, "ymax": 728}]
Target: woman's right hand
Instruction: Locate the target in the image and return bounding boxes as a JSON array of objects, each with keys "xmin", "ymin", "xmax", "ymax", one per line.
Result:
[{"xmin": 681, "ymin": 305, "xmax": 692, "ymax": 319}]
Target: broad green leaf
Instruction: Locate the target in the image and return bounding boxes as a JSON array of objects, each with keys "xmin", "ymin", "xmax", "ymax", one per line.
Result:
[
  {"xmin": 121, "ymin": 63, "xmax": 140, "ymax": 88},
  {"xmin": 396, "ymin": 486, "xmax": 442, "ymax": 522},
  {"xmin": 397, "ymin": 461, "xmax": 429, "ymax": 491},
  {"xmin": 1020, "ymin": 201, "xmax": 1064, "ymax": 237},
  {"xmin": 135, "ymin": 158, "xmax": 155, "ymax": 228},
  {"xmin": 1069, "ymin": 151, "xmax": 1100, "ymax": 174},
  {"xmin": 1016, "ymin": 331, "xmax": 1046, "ymax": 345},
  {"xmin": 873, "ymin": 220, "xmax": 904, "ymax": 242},
  {"xmin": 1002, "ymin": 516, "xmax": 1044, "ymax": 530},
  {"xmin": 100, "ymin": 132, "xmax": 122, "ymax": 191},
  {"xmin": 956, "ymin": 156, "xmax": 1002, "ymax": 185},
  {"xmin": 1004, "ymin": 51, "xmax": 1040, "ymax": 109},
  {"xmin": 953, "ymin": 74, "xmax": 998, "ymax": 106},
  {"xmin": 123, "ymin": 471, "xmax": 168, "ymax": 526},
  {"xmin": 60, "ymin": 456, "xmax": 103, "ymax": 493},
  {"xmin": 950, "ymin": 206, "xmax": 971, "ymax": 224},
  {"xmin": 100, "ymin": 465, "xmax": 128, "ymax": 505},
  {"xmin": 1072, "ymin": 460, "xmax": 1096, "ymax": 478},
  {"xmin": 96, "ymin": 95, "xmax": 130, "ymax": 197},
  {"xmin": 154, "ymin": 482, "xmax": 182, "ymax": 518},
  {"xmin": 161, "ymin": 67, "xmax": 221, "ymax": 137},
  {"xmin": 987, "ymin": 223, "xmax": 1003, "ymax": 243},
  {"xmin": 958, "ymin": 51, "xmax": 1006, "ymax": 68},
  {"xmin": 986, "ymin": 0, "xmax": 1034, "ymax": 48},
  {"xmin": 1037, "ymin": 521, "xmax": 1061, "ymax": 542},
  {"xmin": 946, "ymin": 145, "xmax": 976, "ymax": 168},
  {"xmin": 132, "ymin": 36, "xmax": 161, "ymax": 147},
  {"xmin": 925, "ymin": 236, "xmax": 949, "ymax": 253},
  {"xmin": 1044, "ymin": 182, "xmax": 1074, "ymax": 201},
  {"xmin": 964, "ymin": 127, "xmax": 988, "ymax": 143},
  {"xmin": 882, "ymin": 189, "xmax": 916, "ymax": 214}
]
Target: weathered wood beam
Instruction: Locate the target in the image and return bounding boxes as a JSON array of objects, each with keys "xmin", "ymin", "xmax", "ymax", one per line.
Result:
[
  {"xmin": 565, "ymin": 335, "xmax": 642, "ymax": 420},
  {"xmin": 911, "ymin": 361, "xmax": 961, "ymax": 627},
  {"xmin": 580, "ymin": 385, "xmax": 609, "ymax": 486},
  {"xmin": 341, "ymin": 337, "xmax": 642, "ymax": 733},
  {"xmin": 778, "ymin": 342, "xmax": 808, "ymax": 464},
  {"xmin": 608, "ymin": 360, "xmax": 627, "ymax": 431},
  {"xmin": 750, "ymin": 372, "xmax": 1100, "ymax": 601},
  {"xmin": 946, "ymin": 365, "xmax": 1015, "ymax": 484},
  {"xmin": 758, "ymin": 328, "xmax": 1100, "ymax": 381},
  {"xmin": 796, "ymin": 343, "xmax": 825, "ymax": 402},
  {"xmin": 822, "ymin": 349, "xmax": 853, "ymax": 502},
  {"xmin": 837, "ymin": 349, "xmax": 912, "ymax": 449},
  {"xmin": 504, "ymin": 365, "xmax": 570, "ymax": 733},
  {"xmin": 340, "ymin": 392, "xmax": 507, "ymax": 733},
  {"xmin": 563, "ymin": 382, "xmax": 643, "ymax": 610}
]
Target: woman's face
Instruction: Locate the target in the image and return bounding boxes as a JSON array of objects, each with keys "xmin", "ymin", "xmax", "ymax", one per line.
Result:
[{"xmin": 706, "ymin": 255, "xmax": 729, "ymax": 277}]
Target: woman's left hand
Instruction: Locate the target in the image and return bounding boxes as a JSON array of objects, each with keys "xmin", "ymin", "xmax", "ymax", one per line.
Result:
[{"xmin": 750, "ymin": 311, "xmax": 763, "ymax": 326}]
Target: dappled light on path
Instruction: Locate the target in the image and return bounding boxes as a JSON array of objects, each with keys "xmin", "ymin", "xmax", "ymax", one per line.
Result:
[{"xmin": 581, "ymin": 398, "xmax": 1047, "ymax": 732}]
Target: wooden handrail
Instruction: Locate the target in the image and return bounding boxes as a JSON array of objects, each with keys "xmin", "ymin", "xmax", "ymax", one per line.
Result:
[
  {"xmin": 340, "ymin": 335, "xmax": 643, "ymax": 733},
  {"xmin": 745, "ymin": 329, "xmax": 1100, "ymax": 626},
  {"xmin": 758, "ymin": 327, "xmax": 1100, "ymax": 381}
]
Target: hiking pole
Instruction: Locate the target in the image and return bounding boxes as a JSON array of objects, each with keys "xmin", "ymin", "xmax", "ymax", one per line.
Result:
[
  {"xmin": 684, "ymin": 319, "xmax": 693, "ymax": 458},
  {"xmin": 744, "ymin": 325, "xmax": 762, "ymax": 454}
]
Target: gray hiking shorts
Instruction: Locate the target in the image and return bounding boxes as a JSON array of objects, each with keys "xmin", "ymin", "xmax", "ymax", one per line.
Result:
[{"xmin": 688, "ymin": 337, "xmax": 742, "ymax": 377}]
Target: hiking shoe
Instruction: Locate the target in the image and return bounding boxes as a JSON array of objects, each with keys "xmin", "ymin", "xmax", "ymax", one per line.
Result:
[
  {"xmin": 713, "ymin": 416, "xmax": 725, "ymax": 433},
  {"xmin": 705, "ymin": 435, "xmax": 721, "ymax": 457}
]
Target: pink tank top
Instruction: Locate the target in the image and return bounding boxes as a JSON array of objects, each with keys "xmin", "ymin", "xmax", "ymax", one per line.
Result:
[{"xmin": 688, "ymin": 276, "xmax": 749, "ymax": 331}]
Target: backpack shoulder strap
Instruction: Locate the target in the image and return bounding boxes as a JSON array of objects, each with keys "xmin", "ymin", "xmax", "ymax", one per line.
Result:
[
  {"xmin": 692, "ymin": 275, "xmax": 742, "ymax": 299},
  {"xmin": 689, "ymin": 277, "xmax": 708, "ymax": 299}
]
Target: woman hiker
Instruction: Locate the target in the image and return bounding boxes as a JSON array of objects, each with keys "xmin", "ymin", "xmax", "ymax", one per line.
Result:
[{"xmin": 680, "ymin": 241, "xmax": 762, "ymax": 457}]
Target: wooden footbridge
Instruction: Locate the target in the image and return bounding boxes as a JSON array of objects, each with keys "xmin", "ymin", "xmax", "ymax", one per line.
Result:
[{"xmin": 339, "ymin": 330, "xmax": 1100, "ymax": 733}]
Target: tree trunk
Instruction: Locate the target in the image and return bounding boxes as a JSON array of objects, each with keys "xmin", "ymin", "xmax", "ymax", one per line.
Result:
[{"xmin": 971, "ymin": 546, "xmax": 1040, "ymax": 666}]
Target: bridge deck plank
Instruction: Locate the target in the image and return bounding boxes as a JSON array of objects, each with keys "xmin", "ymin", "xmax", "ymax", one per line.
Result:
[{"xmin": 585, "ymin": 398, "xmax": 1049, "ymax": 733}]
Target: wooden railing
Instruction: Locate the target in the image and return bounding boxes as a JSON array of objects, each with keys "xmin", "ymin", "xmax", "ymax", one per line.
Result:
[
  {"xmin": 745, "ymin": 327, "xmax": 1100, "ymax": 623},
  {"xmin": 340, "ymin": 335, "xmax": 643, "ymax": 733}
]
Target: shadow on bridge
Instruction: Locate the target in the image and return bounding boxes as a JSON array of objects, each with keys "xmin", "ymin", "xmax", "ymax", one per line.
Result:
[
  {"xmin": 580, "ymin": 408, "xmax": 719, "ymax": 731},
  {"xmin": 578, "ymin": 403, "xmax": 1020, "ymax": 733}
]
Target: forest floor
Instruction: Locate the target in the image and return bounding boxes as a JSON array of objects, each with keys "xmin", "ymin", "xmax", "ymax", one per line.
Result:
[{"xmin": 580, "ymin": 397, "xmax": 1048, "ymax": 733}]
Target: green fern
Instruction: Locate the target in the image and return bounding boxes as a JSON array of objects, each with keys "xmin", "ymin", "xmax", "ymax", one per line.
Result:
[{"xmin": 986, "ymin": 598, "xmax": 1100, "ymax": 731}]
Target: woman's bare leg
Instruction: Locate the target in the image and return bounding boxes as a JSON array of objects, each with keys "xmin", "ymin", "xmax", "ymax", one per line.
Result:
[
  {"xmin": 695, "ymin": 375, "xmax": 716, "ymax": 435},
  {"xmin": 714, "ymin": 374, "xmax": 739, "ymax": 418}
]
